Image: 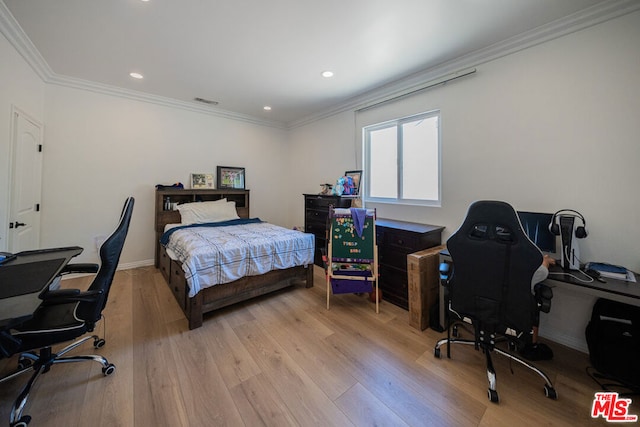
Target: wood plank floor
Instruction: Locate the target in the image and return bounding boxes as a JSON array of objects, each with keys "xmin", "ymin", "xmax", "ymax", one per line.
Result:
[{"xmin": 1, "ymin": 266, "xmax": 635, "ymax": 426}]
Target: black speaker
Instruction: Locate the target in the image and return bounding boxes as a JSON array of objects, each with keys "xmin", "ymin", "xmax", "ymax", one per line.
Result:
[{"xmin": 549, "ymin": 209, "xmax": 587, "ymax": 239}]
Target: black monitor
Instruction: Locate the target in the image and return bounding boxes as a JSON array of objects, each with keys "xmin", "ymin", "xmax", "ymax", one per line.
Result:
[{"xmin": 517, "ymin": 211, "xmax": 556, "ymax": 254}]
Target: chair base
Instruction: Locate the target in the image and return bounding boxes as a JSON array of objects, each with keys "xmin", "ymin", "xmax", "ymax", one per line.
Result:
[
  {"xmin": 434, "ymin": 325, "xmax": 558, "ymax": 403},
  {"xmin": 0, "ymin": 335, "xmax": 115, "ymax": 427}
]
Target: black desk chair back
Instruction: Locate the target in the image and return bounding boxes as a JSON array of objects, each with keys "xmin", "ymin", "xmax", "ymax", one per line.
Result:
[
  {"xmin": 1, "ymin": 196, "xmax": 134, "ymax": 427},
  {"xmin": 434, "ymin": 200, "xmax": 557, "ymax": 403}
]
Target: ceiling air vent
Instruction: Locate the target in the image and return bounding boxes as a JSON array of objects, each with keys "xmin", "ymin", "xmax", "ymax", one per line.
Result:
[{"xmin": 194, "ymin": 97, "xmax": 219, "ymax": 106}]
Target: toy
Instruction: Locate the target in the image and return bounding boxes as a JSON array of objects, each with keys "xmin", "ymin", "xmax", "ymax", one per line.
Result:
[
  {"xmin": 332, "ymin": 176, "xmax": 355, "ymax": 196},
  {"xmin": 332, "ymin": 177, "xmax": 345, "ymax": 196},
  {"xmin": 319, "ymin": 183, "xmax": 333, "ymax": 195},
  {"xmin": 342, "ymin": 176, "xmax": 355, "ymax": 195}
]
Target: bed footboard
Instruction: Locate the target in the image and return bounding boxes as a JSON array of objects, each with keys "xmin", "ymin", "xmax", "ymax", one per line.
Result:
[{"xmin": 159, "ymin": 247, "xmax": 314, "ymax": 329}]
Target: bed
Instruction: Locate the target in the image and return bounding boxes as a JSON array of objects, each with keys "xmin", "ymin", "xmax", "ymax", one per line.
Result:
[{"xmin": 155, "ymin": 193, "xmax": 314, "ymax": 329}]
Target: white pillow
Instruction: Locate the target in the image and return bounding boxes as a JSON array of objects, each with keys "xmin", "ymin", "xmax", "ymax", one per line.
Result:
[{"xmin": 177, "ymin": 200, "xmax": 239, "ymax": 224}]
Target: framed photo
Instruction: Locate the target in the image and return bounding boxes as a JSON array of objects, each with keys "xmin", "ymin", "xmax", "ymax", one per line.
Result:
[
  {"xmin": 190, "ymin": 173, "xmax": 215, "ymax": 189},
  {"xmin": 345, "ymin": 170, "xmax": 362, "ymax": 196},
  {"xmin": 217, "ymin": 166, "xmax": 245, "ymax": 189}
]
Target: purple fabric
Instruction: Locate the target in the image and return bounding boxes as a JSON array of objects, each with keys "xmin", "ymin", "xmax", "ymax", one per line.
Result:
[{"xmin": 350, "ymin": 208, "xmax": 367, "ymax": 237}]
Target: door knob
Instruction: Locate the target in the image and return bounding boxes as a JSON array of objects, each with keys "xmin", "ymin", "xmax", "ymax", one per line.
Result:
[{"xmin": 14, "ymin": 222, "xmax": 26, "ymax": 228}]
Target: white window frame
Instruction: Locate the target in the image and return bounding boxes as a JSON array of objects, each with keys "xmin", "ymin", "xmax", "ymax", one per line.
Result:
[{"xmin": 363, "ymin": 110, "xmax": 441, "ymax": 207}]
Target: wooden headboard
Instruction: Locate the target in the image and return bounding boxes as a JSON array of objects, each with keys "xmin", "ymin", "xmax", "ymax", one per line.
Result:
[{"xmin": 154, "ymin": 188, "xmax": 250, "ymax": 266}]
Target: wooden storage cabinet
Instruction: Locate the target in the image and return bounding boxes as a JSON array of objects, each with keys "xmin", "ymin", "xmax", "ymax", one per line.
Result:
[
  {"xmin": 407, "ymin": 245, "xmax": 447, "ymax": 330},
  {"xmin": 303, "ymin": 194, "xmax": 351, "ymax": 266},
  {"xmin": 154, "ymin": 188, "xmax": 250, "ymax": 267},
  {"xmin": 376, "ymin": 219, "xmax": 444, "ymax": 310}
]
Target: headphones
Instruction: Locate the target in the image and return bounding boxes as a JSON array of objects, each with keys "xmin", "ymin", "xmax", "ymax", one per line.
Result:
[{"xmin": 549, "ymin": 209, "xmax": 587, "ymax": 239}]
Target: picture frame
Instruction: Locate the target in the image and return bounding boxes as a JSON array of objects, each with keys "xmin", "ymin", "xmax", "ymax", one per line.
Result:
[
  {"xmin": 217, "ymin": 166, "xmax": 245, "ymax": 189},
  {"xmin": 190, "ymin": 173, "xmax": 215, "ymax": 189},
  {"xmin": 344, "ymin": 170, "xmax": 362, "ymax": 196}
]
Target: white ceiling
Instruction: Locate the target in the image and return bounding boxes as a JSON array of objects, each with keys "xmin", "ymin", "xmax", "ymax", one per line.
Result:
[{"xmin": 1, "ymin": 0, "xmax": 625, "ymax": 127}]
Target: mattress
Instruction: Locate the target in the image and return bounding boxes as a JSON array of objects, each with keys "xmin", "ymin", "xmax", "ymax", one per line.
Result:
[{"xmin": 162, "ymin": 219, "xmax": 314, "ymax": 297}]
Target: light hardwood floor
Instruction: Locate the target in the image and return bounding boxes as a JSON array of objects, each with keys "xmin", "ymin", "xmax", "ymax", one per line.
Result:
[{"xmin": 1, "ymin": 266, "xmax": 634, "ymax": 426}]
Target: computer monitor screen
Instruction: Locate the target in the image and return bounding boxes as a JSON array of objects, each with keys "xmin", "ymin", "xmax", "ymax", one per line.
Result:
[{"xmin": 517, "ymin": 211, "xmax": 556, "ymax": 254}]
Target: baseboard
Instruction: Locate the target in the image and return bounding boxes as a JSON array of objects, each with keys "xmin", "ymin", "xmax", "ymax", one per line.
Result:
[
  {"xmin": 119, "ymin": 259, "xmax": 155, "ymax": 270},
  {"xmin": 61, "ymin": 258, "xmax": 155, "ymax": 280},
  {"xmin": 540, "ymin": 329, "xmax": 589, "ymax": 354}
]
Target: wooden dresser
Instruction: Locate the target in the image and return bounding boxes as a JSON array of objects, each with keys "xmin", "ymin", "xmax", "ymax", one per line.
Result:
[
  {"xmin": 376, "ymin": 219, "xmax": 444, "ymax": 310},
  {"xmin": 303, "ymin": 194, "xmax": 352, "ymax": 266}
]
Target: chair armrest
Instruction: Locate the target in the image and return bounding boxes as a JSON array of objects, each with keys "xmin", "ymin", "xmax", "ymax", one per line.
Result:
[
  {"xmin": 43, "ymin": 289, "xmax": 81, "ymax": 298},
  {"xmin": 60, "ymin": 263, "xmax": 99, "ymax": 274},
  {"xmin": 40, "ymin": 289, "xmax": 104, "ymax": 305}
]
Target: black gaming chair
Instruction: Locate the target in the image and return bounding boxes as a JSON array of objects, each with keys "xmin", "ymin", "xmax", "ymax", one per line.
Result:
[
  {"xmin": 434, "ymin": 200, "xmax": 557, "ymax": 403},
  {"xmin": 0, "ymin": 197, "xmax": 134, "ymax": 427}
]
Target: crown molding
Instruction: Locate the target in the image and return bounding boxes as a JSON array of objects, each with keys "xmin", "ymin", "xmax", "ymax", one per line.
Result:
[
  {"xmin": 0, "ymin": 1, "xmax": 52, "ymax": 80},
  {"xmin": 46, "ymin": 73, "xmax": 287, "ymax": 129},
  {"xmin": 287, "ymin": 0, "xmax": 640, "ymax": 129}
]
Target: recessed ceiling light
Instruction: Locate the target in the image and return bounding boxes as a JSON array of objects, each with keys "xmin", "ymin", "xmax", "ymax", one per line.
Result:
[
  {"xmin": 321, "ymin": 71, "xmax": 334, "ymax": 78},
  {"xmin": 129, "ymin": 72, "xmax": 144, "ymax": 79},
  {"xmin": 263, "ymin": 106, "xmax": 272, "ymax": 111}
]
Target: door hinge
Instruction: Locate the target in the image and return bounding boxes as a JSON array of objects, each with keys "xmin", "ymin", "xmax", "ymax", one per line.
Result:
[
  {"xmin": 35, "ymin": 203, "xmax": 40, "ymax": 212},
  {"xmin": 38, "ymin": 144, "xmax": 43, "ymax": 152}
]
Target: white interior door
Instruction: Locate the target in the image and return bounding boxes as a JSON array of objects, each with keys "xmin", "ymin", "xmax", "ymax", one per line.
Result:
[{"xmin": 8, "ymin": 108, "xmax": 43, "ymax": 252}]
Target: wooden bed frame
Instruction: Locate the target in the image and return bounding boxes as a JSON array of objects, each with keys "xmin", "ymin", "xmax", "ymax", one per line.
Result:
[{"xmin": 155, "ymin": 188, "xmax": 314, "ymax": 329}]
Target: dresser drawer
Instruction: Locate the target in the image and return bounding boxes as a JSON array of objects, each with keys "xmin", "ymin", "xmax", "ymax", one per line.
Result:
[
  {"xmin": 305, "ymin": 222, "xmax": 327, "ymax": 236},
  {"xmin": 306, "ymin": 196, "xmax": 338, "ymax": 209},
  {"xmin": 382, "ymin": 229, "xmax": 420, "ymax": 252},
  {"xmin": 306, "ymin": 209, "xmax": 328, "ymax": 226},
  {"xmin": 379, "ymin": 265, "xmax": 409, "ymax": 309}
]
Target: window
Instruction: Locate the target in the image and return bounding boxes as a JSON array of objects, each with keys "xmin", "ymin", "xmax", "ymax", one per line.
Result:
[{"xmin": 363, "ymin": 110, "xmax": 440, "ymax": 206}]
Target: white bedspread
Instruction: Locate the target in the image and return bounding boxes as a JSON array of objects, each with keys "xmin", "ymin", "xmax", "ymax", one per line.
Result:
[{"xmin": 163, "ymin": 221, "xmax": 314, "ymax": 297}]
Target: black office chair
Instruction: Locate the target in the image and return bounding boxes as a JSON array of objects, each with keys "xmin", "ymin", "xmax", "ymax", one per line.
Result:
[
  {"xmin": 0, "ymin": 197, "xmax": 134, "ymax": 427},
  {"xmin": 434, "ymin": 200, "xmax": 557, "ymax": 403}
]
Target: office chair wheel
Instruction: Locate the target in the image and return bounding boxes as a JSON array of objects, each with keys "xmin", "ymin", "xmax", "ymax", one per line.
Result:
[
  {"xmin": 11, "ymin": 415, "xmax": 31, "ymax": 427},
  {"xmin": 17, "ymin": 358, "xmax": 32, "ymax": 370},
  {"xmin": 94, "ymin": 338, "xmax": 106, "ymax": 348},
  {"xmin": 102, "ymin": 363, "xmax": 116, "ymax": 376},
  {"xmin": 544, "ymin": 384, "xmax": 558, "ymax": 399},
  {"xmin": 488, "ymin": 389, "xmax": 499, "ymax": 403},
  {"xmin": 434, "ymin": 347, "xmax": 441, "ymax": 358}
]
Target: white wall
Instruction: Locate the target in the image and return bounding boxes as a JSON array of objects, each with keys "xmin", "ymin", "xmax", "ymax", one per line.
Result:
[
  {"xmin": 0, "ymin": 31, "xmax": 45, "ymax": 251},
  {"xmin": 287, "ymin": 11, "xmax": 640, "ymax": 351},
  {"xmin": 286, "ymin": 112, "xmax": 356, "ymax": 228},
  {"xmin": 39, "ymin": 85, "xmax": 290, "ymax": 266}
]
